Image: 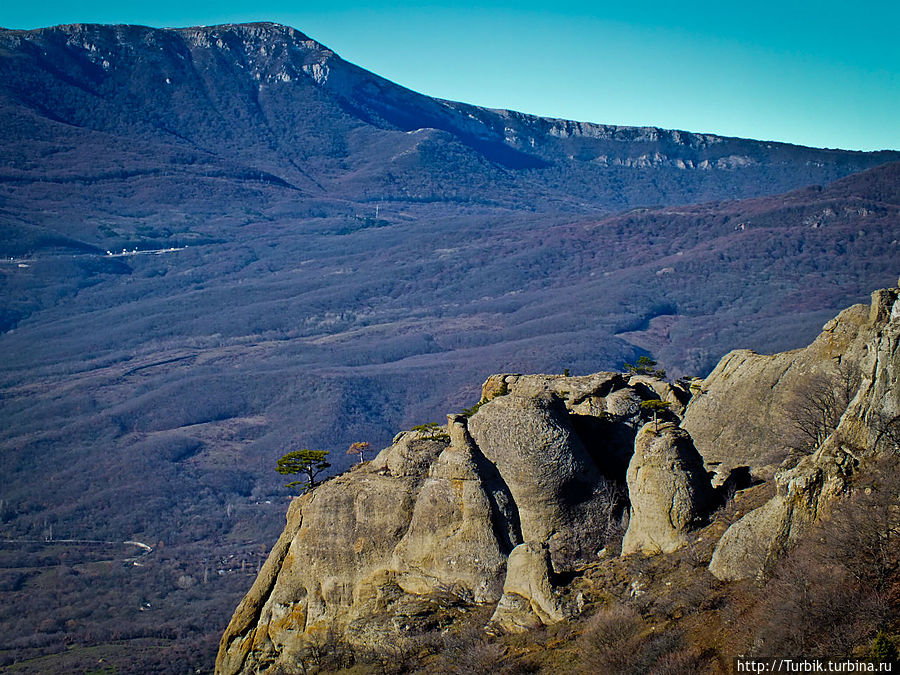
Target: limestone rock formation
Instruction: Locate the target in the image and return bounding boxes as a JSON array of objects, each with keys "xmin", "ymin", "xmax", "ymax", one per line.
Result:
[
  {"xmin": 708, "ymin": 288, "xmax": 900, "ymax": 581},
  {"xmin": 216, "ymin": 431, "xmax": 449, "ymax": 674},
  {"xmin": 627, "ymin": 375, "xmax": 691, "ymax": 415},
  {"xmin": 391, "ymin": 415, "xmax": 517, "ymax": 603},
  {"xmin": 682, "ymin": 295, "xmax": 876, "ymax": 480},
  {"xmin": 217, "ymin": 286, "xmax": 900, "ymax": 674},
  {"xmin": 621, "ymin": 422, "xmax": 715, "ymax": 555},
  {"xmin": 488, "ymin": 542, "xmax": 570, "ymax": 632},
  {"xmin": 707, "ymin": 495, "xmax": 791, "ymax": 581},
  {"xmin": 466, "ymin": 390, "xmax": 609, "ymax": 571},
  {"xmin": 216, "ymin": 371, "xmax": 669, "ymax": 674}
]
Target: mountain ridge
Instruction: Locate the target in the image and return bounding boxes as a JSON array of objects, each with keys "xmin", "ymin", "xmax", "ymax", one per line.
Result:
[
  {"xmin": 6, "ymin": 21, "xmax": 896, "ymax": 153},
  {"xmin": 3, "ymin": 22, "xmax": 896, "ymax": 200}
]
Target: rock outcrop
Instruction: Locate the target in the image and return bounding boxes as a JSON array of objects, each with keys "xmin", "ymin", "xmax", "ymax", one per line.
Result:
[
  {"xmin": 708, "ymin": 288, "xmax": 900, "ymax": 581},
  {"xmin": 682, "ymin": 295, "xmax": 876, "ymax": 481},
  {"xmin": 621, "ymin": 423, "xmax": 715, "ymax": 555},
  {"xmin": 466, "ymin": 391, "xmax": 609, "ymax": 571},
  {"xmin": 391, "ymin": 415, "xmax": 516, "ymax": 603},
  {"xmin": 488, "ymin": 542, "xmax": 571, "ymax": 632},
  {"xmin": 217, "ymin": 372, "xmax": 671, "ymax": 674}
]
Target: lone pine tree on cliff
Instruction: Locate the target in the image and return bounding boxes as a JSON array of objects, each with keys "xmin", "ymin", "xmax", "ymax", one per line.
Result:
[
  {"xmin": 276, "ymin": 449, "xmax": 331, "ymax": 491},
  {"xmin": 640, "ymin": 399, "xmax": 671, "ymax": 432}
]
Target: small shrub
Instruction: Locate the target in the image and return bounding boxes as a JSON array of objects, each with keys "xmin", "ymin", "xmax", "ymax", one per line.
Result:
[
  {"xmin": 871, "ymin": 631, "xmax": 899, "ymax": 661},
  {"xmin": 461, "ymin": 400, "xmax": 485, "ymax": 417},
  {"xmin": 411, "ymin": 422, "xmax": 450, "ymax": 441}
]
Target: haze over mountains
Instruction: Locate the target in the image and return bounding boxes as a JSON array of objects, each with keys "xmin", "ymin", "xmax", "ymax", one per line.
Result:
[{"xmin": 0, "ymin": 20, "xmax": 898, "ymax": 672}]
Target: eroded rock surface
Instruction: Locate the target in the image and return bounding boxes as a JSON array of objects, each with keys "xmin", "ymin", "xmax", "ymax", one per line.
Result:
[
  {"xmin": 392, "ymin": 415, "xmax": 517, "ymax": 603},
  {"xmin": 467, "ymin": 391, "xmax": 610, "ymax": 571},
  {"xmin": 217, "ymin": 372, "xmax": 668, "ymax": 673},
  {"xmin": 217, "ymin": 287, "xmax": 900, "ymax": 673},
  {"xmin": 708, "ymin": 288, "xmax": 900, "ymax": 580},
  {"xmin": 488, "ymin": 542, "xmax": 570, "ymax": 632},
  {"xmin": 621, "ymin": 422, "xmax": 715, "ymax": 555},
  {"xmin": 682, "ymin": 297, "xmax": 875, "ymax": 479}
]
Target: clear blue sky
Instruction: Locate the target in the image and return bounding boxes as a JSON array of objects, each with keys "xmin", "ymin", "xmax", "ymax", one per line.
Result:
[{"xmin": 2, "ymin": 1, "xmax": 898, "ymax": 151}]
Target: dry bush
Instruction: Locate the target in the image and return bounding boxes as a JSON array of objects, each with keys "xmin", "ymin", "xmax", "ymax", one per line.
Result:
[
  {"xmin": 596, "ymin": 480, "xmax": 630, "ymax": 554},
  {"xmin": 751, "ymin": 456, "xmax": 900, "ymax": 657},
  {"xmin": 784, "ymin": 362, "xmax": 861, "ymax": 453},
  {"xmin": 291, "ymin": 627, "xmax": 362, "ymax": 673},
  {"xmin": 576, "ymin": 604, "xmax": 696, "ymax": 674},
  {"xmin": 752, "ymin": 551, "xmax": 874, "ymax": 657},
  {"xmin": 872, "ymin": 410, "xmax": 900, "ymax": 453},
  {"xmin": 578, "ymin": 604, "xmax": 644, "ymax": 672},
  {"xmin": 651, "ymin": 646, "xmax": 716, "ymax": 674},
  {"xmin": 421, "ymin": 625, "xmax": 514, "ymax": 675}
]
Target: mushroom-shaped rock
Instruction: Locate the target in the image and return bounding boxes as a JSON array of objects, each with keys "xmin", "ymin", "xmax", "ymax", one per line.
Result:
[
  {"xmin": 622, "ymin": 423, "xmax": 714, "ymax": 555},
  {"xmin": 467, "ymin": 392, "xmax": 612, "ymax": 570}
]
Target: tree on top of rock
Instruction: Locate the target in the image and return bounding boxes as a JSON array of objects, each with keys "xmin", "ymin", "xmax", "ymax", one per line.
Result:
[
  {"xmin": 276, "ymin": 449, "xmax": 331, "ymax": 491},
  {"xmin": 411, "ymin": 422, "xmax": 450, "ymax": 441},
  {"xmin": 640, "ymin": 399, "xmax": 671, "ymax": 432},
  {"xmin": 347, "ymin": 441, "xmax": 371, "ymax": 463},
  {"xmin": 624, "ymin": 356, "xmax": 667, "ymax": 379}
]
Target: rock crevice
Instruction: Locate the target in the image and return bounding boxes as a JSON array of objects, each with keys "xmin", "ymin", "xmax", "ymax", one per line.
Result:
[{"xmin": 217, "ymin": 372, "xmax": 672, "ymax": 673}]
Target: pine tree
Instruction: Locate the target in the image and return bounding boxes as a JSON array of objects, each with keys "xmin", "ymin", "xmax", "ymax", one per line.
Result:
[{"xmin": 276, "ymin": 449, "xmax": 331, "ymax": 491}]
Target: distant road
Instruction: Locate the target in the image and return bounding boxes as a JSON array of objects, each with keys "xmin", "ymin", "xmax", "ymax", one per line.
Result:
[
  {"xmin": 2, "ymin": 246, "xmax": 188, "ymax": 266},
  {"xmin": 0, "ymin": 538, "xmax": 153, "ymax": 562},
  {"xmin": 103, "ymin": 246, "xmax": 188, "ymax": 258}
]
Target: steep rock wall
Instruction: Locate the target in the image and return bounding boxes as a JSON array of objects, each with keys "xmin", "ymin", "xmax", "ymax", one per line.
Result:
[
  {"xmin": 216, "ymin": 372, "xmax": 668, "ymax": 674},
  {"xmin": 682, "ymin": 297, "xmax": 874, "ymax": 480},
  {"xmin": 708, "ymin": 288, "xmax": 900, "ymax": 580}
]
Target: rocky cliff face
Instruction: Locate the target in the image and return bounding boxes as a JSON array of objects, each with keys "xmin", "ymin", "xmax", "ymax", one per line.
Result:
[
  {"xmin": 705, "ymin": 287, "xmax": 900, "ymax": 581},
  {"xmin": 216, "ymin": 372, "xmax": 687, "ymax": 674},
  {"xmin": 216, "ymin": 286, "xmax": 900, "ymax": 674},
  {"xmin": 682, "ymin": 295, "xmax": 877, "ymax": 481}
]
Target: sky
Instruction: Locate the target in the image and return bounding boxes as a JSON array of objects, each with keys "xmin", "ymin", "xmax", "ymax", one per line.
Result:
[{"xmin": 2, "ymin": 1, "xmax": 898, "ymax": 152}]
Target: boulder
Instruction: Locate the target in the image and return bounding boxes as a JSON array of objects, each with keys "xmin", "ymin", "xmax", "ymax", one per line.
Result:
[
  {"xmin": 621, "ymin": 422, "xmax": 714, "ymax": 555},
  {"xmin": 708, "ymin": 458, "xmax": 831, "ymax": 581},
  {"xmin": 488, "ymin": 542, "xmax": 570, "ymax": 632},
  {"xmin": 467, "ymin": 391, "xmax": 611, "ymax": 570},
  {"xmin": 707, "ymin": 495, "xmax": 791, "ymax": 581}
]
